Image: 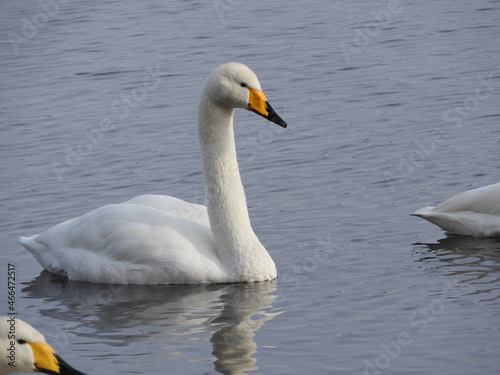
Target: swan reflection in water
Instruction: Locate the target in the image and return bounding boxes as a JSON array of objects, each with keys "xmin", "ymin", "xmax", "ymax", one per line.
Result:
[
  {"xmin": 413, "ymin": 235, "xmax": 500, "ymax": 295},
  {"xmin": 413, "ymin": 235, "xmax": 500, "ymax": 260},
  {"xmin": 22, "ymin": 273, "xmax": 281, "ymax": 375}
]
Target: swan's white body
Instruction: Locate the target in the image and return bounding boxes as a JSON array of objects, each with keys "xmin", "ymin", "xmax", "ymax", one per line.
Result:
[
  {"xmin": 412, "ymin": 182, "xmax": 500, "ymax": 237},
  {"xmin": 19, "ymin": 62, "xmax": 287, "ymax": 284},
  {"xmin": 0, "ymin": 317, "xmax": 85, "ymax": 375}
]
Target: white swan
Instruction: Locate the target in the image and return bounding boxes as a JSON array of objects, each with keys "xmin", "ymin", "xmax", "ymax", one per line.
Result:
[
  {"xmin": 19, "ymin": 62, "xmax": 286, "ymax": 284},
  {"xmin": 411, "ymin": 182, "xmax": 500, "ymax": 237},
  {"xmin": 0, "ymin": 317, "xmax": 86, "ymax": 375}
]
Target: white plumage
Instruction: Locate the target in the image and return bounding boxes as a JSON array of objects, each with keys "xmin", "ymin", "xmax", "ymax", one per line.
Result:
[
  {"xmin": 0, "ymin": 317, "xmax": 85, "ymax": 375},
  {"xmin": 411, "ymin": 182, "xmax": 500, "ymax": 237},
  {"xmin": 19, "ymin": 62, "xmax": 287, "ymax": 284}
]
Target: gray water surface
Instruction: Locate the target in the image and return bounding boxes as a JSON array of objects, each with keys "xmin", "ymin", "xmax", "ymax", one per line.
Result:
[{"xmin": 1, "ymin": 0, "xmax": 500, "ymax": 374}]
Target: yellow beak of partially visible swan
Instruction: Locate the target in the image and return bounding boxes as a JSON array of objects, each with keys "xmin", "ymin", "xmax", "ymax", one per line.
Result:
[
  {"xmin": 1, "ymin": 316, "xmax": 86, "ymax": 375},
  {"xmin": 30, "ymin": 341, "xmax": 85, "ymax": 375}
]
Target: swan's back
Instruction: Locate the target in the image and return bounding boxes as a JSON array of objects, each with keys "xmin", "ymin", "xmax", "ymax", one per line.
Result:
[
  {"xmin": 412, "ymin": 182, "xmax": 500, "ymax": 237},
  {"xmin": 433, "ymin": 183, "xmax": 500, "ymax": 215}
]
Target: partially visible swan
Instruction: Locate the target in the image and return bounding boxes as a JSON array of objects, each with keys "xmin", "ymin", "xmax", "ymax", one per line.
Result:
[
  {"xmin": 411, "ymin": 182, "xmax": 500, "ymax": 237},
  {"xmin": 0, "ymin": 317, "xmax": 86, "ymax": 375},
  {"xmin": 19, "ymin": 62, "xmax": 287, "ymax": 284}
]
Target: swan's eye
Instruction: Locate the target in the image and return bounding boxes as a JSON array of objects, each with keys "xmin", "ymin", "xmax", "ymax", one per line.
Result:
[
  {"xmin": 17, "ymin": 339, "xmax": 27, "ymax": 344},
  {"xmin": 240, "ymin": 82, "xmax": 247, "ymax": 88}
]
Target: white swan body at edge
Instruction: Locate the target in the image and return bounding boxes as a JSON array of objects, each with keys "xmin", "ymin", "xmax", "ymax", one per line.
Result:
[{"xmin": 411, "ymin": 182, "xmax": 500, "ymax": 237}]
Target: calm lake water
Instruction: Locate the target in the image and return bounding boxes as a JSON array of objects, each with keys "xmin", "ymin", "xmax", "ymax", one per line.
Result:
[{"xmin": 1, "ymin": 0, "xmax": 500, "ymax": 374}]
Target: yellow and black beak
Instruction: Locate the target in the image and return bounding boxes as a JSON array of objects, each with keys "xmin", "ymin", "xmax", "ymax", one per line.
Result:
[
  {"xmin": 247, "ymin": 88, "xmax": 287, "ymax": 128},
  {"xmin": 30, "ymin": 342, "xmax": 86, "ymax": 375}
]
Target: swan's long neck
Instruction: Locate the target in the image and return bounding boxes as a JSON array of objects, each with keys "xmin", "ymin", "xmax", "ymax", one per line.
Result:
[{"xmin": 198, "ymin": 98, "xmax": 275, "ymax": 280}]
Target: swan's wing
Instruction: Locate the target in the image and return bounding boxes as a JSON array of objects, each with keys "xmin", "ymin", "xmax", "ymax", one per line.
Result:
[
  {"xmin": 124, "ymin": 194, "xmax": 209, "ymax": 226},
  {"xmin": 434, "ymin": 182, "xmax": 500, "ymax": 215},
  {"xmin": 19, "ymin": 202, "xmax": 224, "ymax": 284}
]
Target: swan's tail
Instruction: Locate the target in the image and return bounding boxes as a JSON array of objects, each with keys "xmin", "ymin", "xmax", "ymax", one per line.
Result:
[
  {"xmin": 18, "ymin": 235, "xmax": 42, "ymax": 252},
  {"xmin": 410, "ymin": 206, "xmax": 435, "ymax": 218},
  {"xmin": 18, "ymin": 236, "xmax": 67, "ymax": 276}
]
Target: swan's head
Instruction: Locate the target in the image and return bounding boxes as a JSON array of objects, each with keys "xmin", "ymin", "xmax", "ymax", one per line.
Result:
[
  {"xmin": 1, "ymin": 317, "xmax": 86, "ymax": 375},
  {"xmin": 203, "ymin": 62, "xmax": 287, "ymax": 128}
]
